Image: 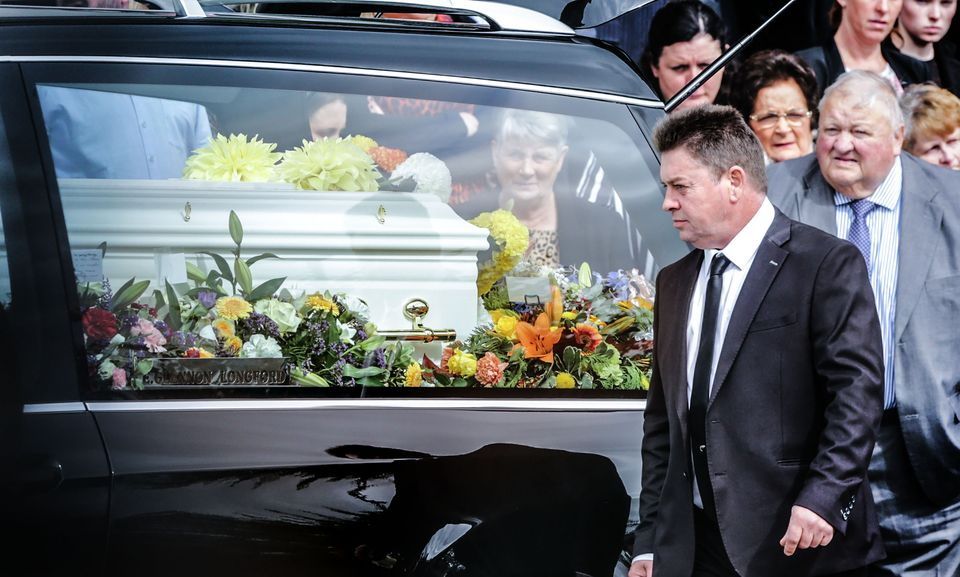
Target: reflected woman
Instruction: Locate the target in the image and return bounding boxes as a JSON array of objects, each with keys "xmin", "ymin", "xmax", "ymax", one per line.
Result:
[{"xmin": 455, "ymin": 109, "xmax": 634, "ymax": 274}]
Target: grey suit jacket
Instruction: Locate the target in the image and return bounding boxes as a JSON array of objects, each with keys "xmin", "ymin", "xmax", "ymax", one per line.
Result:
[{"xmin": 768, "ymin": 153, "xmax": 960, "ymax": 506}]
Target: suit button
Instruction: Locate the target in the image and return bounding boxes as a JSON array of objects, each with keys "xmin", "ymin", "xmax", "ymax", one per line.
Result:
[{"xmin": 698, "ymin": 444, "xmax": 706, "ymax": 453}]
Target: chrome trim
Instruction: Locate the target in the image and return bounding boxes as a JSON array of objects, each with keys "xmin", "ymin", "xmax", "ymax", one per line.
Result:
[
  {"xmin": 0, "ymin": 55, "xmax": 664, "ymax": 108},
  {"xmin": 86, "ymin": 398, "xmax": 647, "ymax": 412},
  {"xmin": 23, "ymin": 402, "xmax": 87, "ymax": 414},
  {"xmin": 174, "ymin": 0, "xmax": 207, "ymax": 18}
]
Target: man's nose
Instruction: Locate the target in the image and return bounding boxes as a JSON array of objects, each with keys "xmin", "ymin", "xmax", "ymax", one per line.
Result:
[
  {"xmin": 833, "ymin": 131, "xmax": 855, "ymax": 152},
  {"xmin": 662, "ymin": 191, "xmax": 679, "ymax": 212}
]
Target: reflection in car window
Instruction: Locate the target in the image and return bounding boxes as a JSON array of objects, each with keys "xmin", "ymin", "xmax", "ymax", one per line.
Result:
[{"xmin": 35, "ymin": 70, "xmax": 681, "ymax": 395}]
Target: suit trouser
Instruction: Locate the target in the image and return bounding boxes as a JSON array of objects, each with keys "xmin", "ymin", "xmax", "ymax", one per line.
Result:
[{"xmin": 867, "ymin": 409, "xmax": 960, "ymax": 577}]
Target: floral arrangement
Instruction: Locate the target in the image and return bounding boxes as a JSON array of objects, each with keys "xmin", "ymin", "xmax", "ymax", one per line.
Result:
[
  {"xmin": 182, "ymin": 133, "xmax": 282, "ymax": 182},
  {"xmin": 412, "ymin": 265, "xmax": 654, "ymax": 390},
  {"xmin": 183, "ymin": 133, "xmax": 451, "ymax": 200},
  {"xmin": 469, "ymin": 209, "xmax": 529, "ymax": 296},
  {"xmin": 80, "ymin": 211, "xmax": 416, "ymax": 390}
]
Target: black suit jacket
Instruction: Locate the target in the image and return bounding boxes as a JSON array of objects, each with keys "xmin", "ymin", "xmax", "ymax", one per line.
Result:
[
  {"xmin": 633, "ymin": 210, "xmax": 886, "ymax": 577},
  {"xmin": 796, "ymin": 38, "xmax": 932, "ymax": 95}
]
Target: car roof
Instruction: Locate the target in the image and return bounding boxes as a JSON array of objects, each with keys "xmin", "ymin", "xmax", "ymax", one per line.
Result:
[{"xmin": 0, "ymin": 2, "xmax": 659, "ymax": 103}]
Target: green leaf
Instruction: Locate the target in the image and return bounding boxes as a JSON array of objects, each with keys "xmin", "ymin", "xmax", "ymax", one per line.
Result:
[
  {"xmin": 199, "ymin": 251, "xmax": 234, "ymax": 284},
  {"xmin": 136, "ymin": 358, "xmax": 154, "ymax": 376},
  {"xmin": 247, "ymin": 277, "xmax": 286, "ymax": 302},
  {"xmin": 450, "ymin": 377, "xmax": 469, "ymax": 387},
  {"xmin": 110, "ymin": 279, "xmax": 151, "ymax": 311},
  {"xmin": 290, "ymin": 367, "xmax": 329, "ymax": 387},
  {"xmin": 580, "ymin": 373, "xmax": 595, "ymax": 390},
  {"xmin": 228, "ymin": 210, "xmax": 243, "ymax": 247},
  {"xmin": 342, "ymin": 365, "xmax": 385, "ymax": 378},
  {"xmin": 165, "ymin": 280, "xmax": 182, "ymax": 331},
  {"xmin": 185, "ymin": 261, "xmax": 207, "ymax": 284},
  {"xmin": 562, "ymin": 346, "xmax": 580, "ymax": 370},
  {"xmin": 151, "ymin": 289, "xmax": 165, "ymax": 308},
  {"xmin": 112, "ymin": 277, "xmax": 136, "ymax": 301},
  {"xmin": 245, "ymin": 252, "xmax": 280, "ymax": 267},
  {"xmin": 359, "ymin": 335, "xmax": 387, "ymax": 352},
  {"xmin": 357, "ymin": 376, "xmax": 384, "ymax": 387},
  {"xmin": 234, "ymin": 258, "xmax": 253, "ymax": 295},
  {"xmin": 97, "ymin": 241, "xmax": 108, "ymax": 258},
  {"xmin": 578, "ymin": 262, "xmax": 593, "ymax": 287}
]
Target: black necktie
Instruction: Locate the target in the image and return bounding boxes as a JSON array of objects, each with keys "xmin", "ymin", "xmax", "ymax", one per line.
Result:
[{"xmin": 690, "ymin": 252, "xmax": 730, "ymax": 518}]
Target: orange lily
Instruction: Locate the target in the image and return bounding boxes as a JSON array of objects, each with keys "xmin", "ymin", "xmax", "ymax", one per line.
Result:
[{"xmin": 515, "ymin": 313, "xmax": 563, "ymax": 363}]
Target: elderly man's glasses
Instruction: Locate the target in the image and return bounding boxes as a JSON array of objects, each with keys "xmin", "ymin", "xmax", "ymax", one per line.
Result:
[{"xmin": 749, "ymin": 110, "xmax": 812, "ymax": 128}]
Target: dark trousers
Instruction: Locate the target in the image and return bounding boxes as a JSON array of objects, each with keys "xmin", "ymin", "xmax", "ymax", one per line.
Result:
[{"xmin": 692, "ymin": 506, "xmax": 870, "ymax": 577}]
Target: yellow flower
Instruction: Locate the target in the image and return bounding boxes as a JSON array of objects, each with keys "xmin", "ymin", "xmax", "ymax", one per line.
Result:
[
  {"xmin": 183, "ymin": 133, "xmax": 281, "ymax": 182},
  {"xmin": 215, "ymin": 296, "xmax": 253, "ymax": 320},
  {"xmin": 405, "ymin": 363, "xmax": 422, "ymax": 387},
  {"xmin": 277, "ymin": 138, "xmax": 381, "ymax": 191},
  {"xmin": 447, "ymin": 349, "xmax": 478, "ymax": 378},
  {"xmin": 470, "ymin": 210, "xmax": 529, "ymax": 295},
  {"xmin": 556, "ymin": 372, "xmax": 576, "ymax": 389},
  {"xmin": 345, "ymin": 134, "xmax": 378, "ymax": 153},
  {"xmin": 198, "ymin": 348, "xmax": 215, "ymax": 359},
  {"xmin": 306, "ymin": 293, "xmax": 340, "ymax": 316},
  {"xmin": 561, "ymin": 311, "xmax": 578, "ymax": 321},
  {"xmin": 489, "ymin": 310, "xmax": 520, "ymax": 340},
  {"xmin": 212, "ymin": 318, "xmax": 235, "ymax": 338},
  {"xmin": 224, "ymin": 336, "xmax": 243, "ymax": 355}
]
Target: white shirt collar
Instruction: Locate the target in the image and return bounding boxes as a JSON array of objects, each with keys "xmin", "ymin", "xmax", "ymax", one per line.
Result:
[{"xmin": 705, "ymin": 196, "xmax": 776, "ymax": 272}]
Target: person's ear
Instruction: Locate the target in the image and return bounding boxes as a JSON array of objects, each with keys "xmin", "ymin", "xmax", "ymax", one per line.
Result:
[
  {"xmin": 727, "ymin": 166, "xmax": 746, "ymax": 201},
  {"xmin": 557, "ymin": 145, "xmax": 570, "ymax": 170}
]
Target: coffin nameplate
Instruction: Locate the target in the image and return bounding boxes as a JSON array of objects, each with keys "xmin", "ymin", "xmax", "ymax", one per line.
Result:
[{"xmin": 143, "ymin": 357, "xmax": 289, "ymax": 387}]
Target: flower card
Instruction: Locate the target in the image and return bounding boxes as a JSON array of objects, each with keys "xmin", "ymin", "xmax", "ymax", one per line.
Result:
[
  {"xmin": 505, "ymin": 276, "xmax": 551, "ymax": 305},
  {"xmin": 71, "ymin": 248, "xmax": 103, "ymax": 283}
]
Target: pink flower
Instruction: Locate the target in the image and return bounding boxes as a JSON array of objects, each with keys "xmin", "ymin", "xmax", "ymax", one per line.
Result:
[
  {"xmin": 130, "ymin": 318, "xmax": 167, "ymax": 353},
  {"xmin": 111, "ymin": 367, "xmax": 127, "ymax": 390},
  {"xmin": 475, "ymin": 352, "xmax": 507, "ymax": 387}
]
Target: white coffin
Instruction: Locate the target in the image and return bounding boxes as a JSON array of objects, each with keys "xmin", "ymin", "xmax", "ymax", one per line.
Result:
[{"xmin": 58, "ymin": 179, "xmax": 490, "ymax": 344}]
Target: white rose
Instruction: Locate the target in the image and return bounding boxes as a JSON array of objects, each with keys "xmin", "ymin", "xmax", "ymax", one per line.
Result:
[{"xmin": 240, "ymin": 334, "xmax": 283, "ymax": 358}]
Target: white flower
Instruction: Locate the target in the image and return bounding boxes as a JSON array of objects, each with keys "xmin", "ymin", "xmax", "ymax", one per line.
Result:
[
  {"xmin": 198, "ymin": 324, "xmax": 217, "ymax": 342},
  {"xmin": 240, "ymin": 334, "xmax": 283, "ymax": 358},
  {"xmin": 336, "ymin": 320, "xmax": 357, "ymax": 343},
  {"xmin": 98, "ymin": 359, "xmax": 117, "ymax": 380},
  {"xmin": 390, "ymin": 152, "xmax": 452, "ymax": 202},
  {"xmin": 340, "ymin": 294, "xmax": 370, "ymax": 320},
  {"xmin": 254, "ymin": 298, "xmax": 302, "ymax": 334}
]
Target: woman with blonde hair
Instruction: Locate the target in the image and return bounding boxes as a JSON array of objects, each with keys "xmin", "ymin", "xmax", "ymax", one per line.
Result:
[{"xmin": 901, "ymin": 82, "xmax": 960, "ymax": 168}]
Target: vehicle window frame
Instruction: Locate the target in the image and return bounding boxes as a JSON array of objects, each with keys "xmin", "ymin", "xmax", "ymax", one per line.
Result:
[{"xmin": 22, "ymin": 59, "xmax": 675, "ymax": 401}]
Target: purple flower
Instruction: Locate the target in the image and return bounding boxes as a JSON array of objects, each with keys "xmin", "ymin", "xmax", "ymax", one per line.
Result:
[
  {"xmin": 241, "ymin": 312, "xmax": 281, "ymax": 339},
  {"xmin": 603, "ymin": 270, "xmax": 630, "ymax": 301},
  {"xmin": 197, "ymin": 290, "xmax": 217, "ymax": 309}
]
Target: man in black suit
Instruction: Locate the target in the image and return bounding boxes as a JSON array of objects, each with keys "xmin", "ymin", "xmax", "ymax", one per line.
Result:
[{"xmin": 629, "ymin": 105, "xmax": 885, "ymax": 577}]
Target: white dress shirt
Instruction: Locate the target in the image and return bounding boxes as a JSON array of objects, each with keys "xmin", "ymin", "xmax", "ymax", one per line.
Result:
[{"xmin": 633, "ymin": 197, "xmax": 775, "ymax": 564}]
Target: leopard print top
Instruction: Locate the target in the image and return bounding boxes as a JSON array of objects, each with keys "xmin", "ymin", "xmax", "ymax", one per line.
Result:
[{"xmin": 526, "ymin": 229, "xmax": 560, "ymax": 268}]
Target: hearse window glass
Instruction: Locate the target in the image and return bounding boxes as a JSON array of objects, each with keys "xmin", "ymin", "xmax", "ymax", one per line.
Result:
[{"xmin": 34, "ymin": 71, "xmax": 681, "ymax": 397}]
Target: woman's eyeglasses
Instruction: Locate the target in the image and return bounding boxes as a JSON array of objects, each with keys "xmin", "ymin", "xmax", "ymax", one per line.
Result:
[{"xmin": 749, "ymin": 110, "xmax": 813, "ymax": 128}]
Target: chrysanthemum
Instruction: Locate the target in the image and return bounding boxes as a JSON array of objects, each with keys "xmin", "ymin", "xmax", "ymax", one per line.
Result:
[
  {"xmin": 277, "ymin": 138, "xmax": 381, "ymax": 191},
  {"xmin": 183, "ymin": 133, "xmax": 281, "ymax": 182},
  {"xmin": 306, "ymin": 293, "xmax": 340, "ymax": 316},
  {"xmin": 215, "ymin": 296, "xmax": 253, "ymax": 321},
  {"xmin": 405, "ymin": 362, "xmax": 422, "ymax": 387}
]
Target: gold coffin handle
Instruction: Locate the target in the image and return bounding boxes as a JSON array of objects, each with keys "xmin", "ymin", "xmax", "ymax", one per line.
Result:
[
  {"xmin": 377, "ymin": 328, "xmax": 457, "ymax": 343},
  {"xmin": 376, "ymin": 298, "xmax": 455, "ymax": 342}
]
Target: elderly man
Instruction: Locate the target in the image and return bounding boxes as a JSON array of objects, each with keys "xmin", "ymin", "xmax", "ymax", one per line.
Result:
[
  {"xmin": 768, "ymin": 70, "xmax": 960, "ymax": 577},
  {"xmin": 630, "ymin": 105, "xmax": 884, "ymax": 577}
]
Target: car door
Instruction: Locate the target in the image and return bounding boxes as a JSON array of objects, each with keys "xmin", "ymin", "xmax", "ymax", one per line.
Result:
[{"xmin": 1, "ymin": 62, "xmax": 112, "ymax": 576}]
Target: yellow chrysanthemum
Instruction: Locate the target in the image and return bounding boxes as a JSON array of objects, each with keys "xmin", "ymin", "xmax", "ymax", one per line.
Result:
[
  {"xmin": 183, "ymin": 133, "xmax": 281, "ymax": 182},
  {"xmin": 224, "ymin": 336, "xmax": 243, "ymax": 355},
  {"xmin": 405, "ymin": 363, "xmax": 422, "ymax": 387},
  {"xmin": 556, "ymin": 372, "xmax": 576, "ymax": 389},
  {"xmin": 215, "ymin": 296, "xmax": 253, "ymax": 320},
  {"xmin": 447, "ymin": 349, "xmax": 478, "ymax": 378},
  {"xmin": 277, "ymin": 138, "xmax": 381, "ymax": 191},
  {"xmin": 306, "ymin": 293, "xmax": 340, "ymax": 316},
  {"xmin": 470, "ymin": 210, "xmax": 529, "ymax": 295},
  {"xmin": 561, "ymin": 311, "xmax": 577, "ymax": 321},
  {"xmin": 345, "ymin": 134, "xmax": 379, "ymax": 153},
  {"xmin": 212, "ymin": 318, "xmax": 235, "ymax": 338}
]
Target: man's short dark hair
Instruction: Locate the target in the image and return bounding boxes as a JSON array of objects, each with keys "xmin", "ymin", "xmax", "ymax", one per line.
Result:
[{"xmin": 654, "ymin": 104, "xmax": 768, "ymax": 193}]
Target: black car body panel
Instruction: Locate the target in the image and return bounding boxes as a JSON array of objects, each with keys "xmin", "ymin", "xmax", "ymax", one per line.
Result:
[{"xmin": 1, "ymin": 6, "xmax": 678, "ymax": 576}]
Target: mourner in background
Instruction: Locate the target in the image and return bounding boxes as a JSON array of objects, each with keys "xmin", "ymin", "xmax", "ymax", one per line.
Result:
[
  {"xmin": 886, "ymin": 0, "xmax": 960, "ymax": 95},
  {"xmin": 900, "ymin": 82, "xmax": 960, "ymax": 168}
]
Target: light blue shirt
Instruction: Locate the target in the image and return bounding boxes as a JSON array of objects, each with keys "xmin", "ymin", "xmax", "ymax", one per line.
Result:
[
  {"xmin": 833, "ymin": 157, "xmax": 901, "ymax": 410},
  {"xmin": 37, "ymin": 85, "xmax": 212, "ymax": 179}
]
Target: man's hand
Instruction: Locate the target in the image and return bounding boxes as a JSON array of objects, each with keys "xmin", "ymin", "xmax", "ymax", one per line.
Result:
[
  {"xmin": 629, "ymin": 559, "xmax": 653, "ymax": 577},
  {"xmin": 779, "ymin": 505, "xmax": 834, "ymax": 556}
]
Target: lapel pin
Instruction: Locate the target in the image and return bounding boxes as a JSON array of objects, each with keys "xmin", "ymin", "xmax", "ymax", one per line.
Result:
[{"xmin": 769, "ymin": 260, "xmax": 779, "ymax": 266}]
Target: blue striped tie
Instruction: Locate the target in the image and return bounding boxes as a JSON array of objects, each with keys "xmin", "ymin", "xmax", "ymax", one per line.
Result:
[{"xmin": 847, "ymin": 199, "xmax": 876, "ymax": 271}]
